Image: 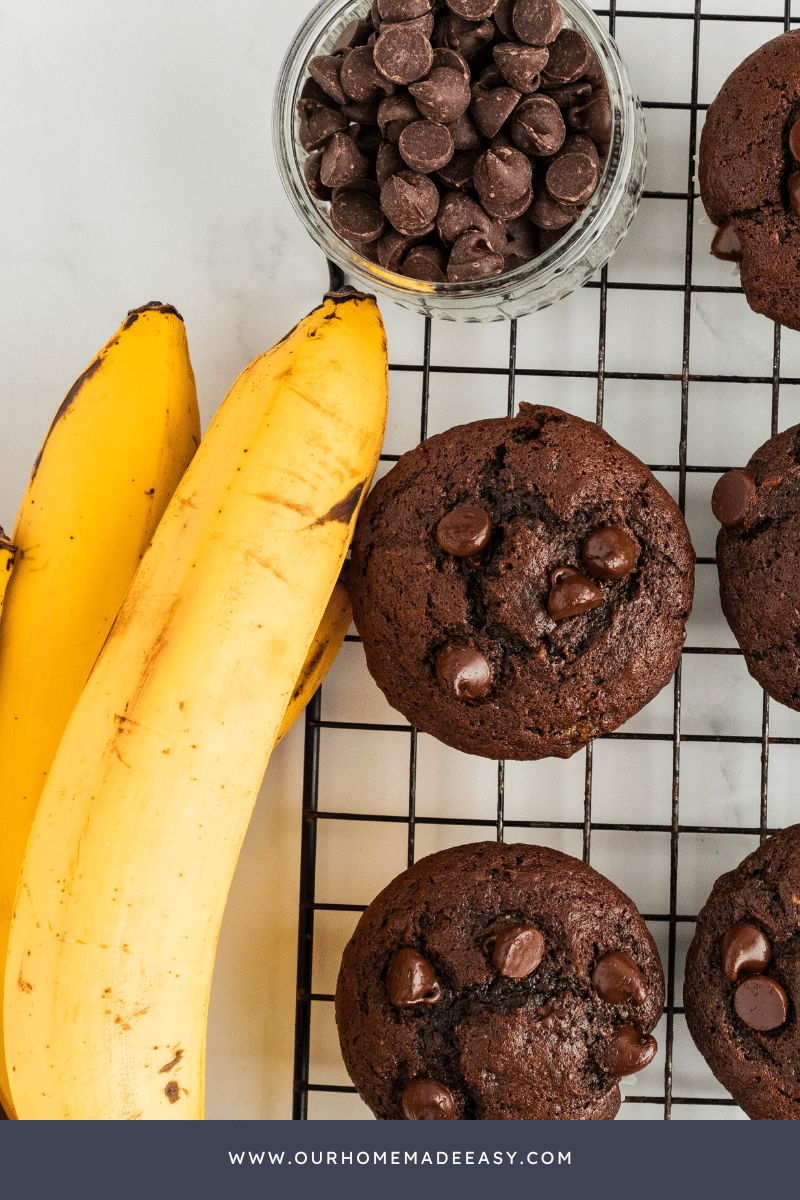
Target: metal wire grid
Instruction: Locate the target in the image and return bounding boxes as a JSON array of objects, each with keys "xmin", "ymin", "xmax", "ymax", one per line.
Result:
[{"xmin": 291, "ymin": 0, "xmax": 800, "ymax": 1120}]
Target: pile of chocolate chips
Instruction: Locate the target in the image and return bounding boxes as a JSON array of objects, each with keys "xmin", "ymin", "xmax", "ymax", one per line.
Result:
[{"xmin": 297, "ymin": 0, "xmax": 612, "ymax": 283}]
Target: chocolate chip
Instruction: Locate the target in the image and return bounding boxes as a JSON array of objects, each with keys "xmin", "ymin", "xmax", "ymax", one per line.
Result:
[
  {"xmin": 447, "ymin": 229, "xmax": 505, "ymax": 279},
  {"xmin": 568, "ymin": 91, "xmax": 612, "ymax": 150},
  {"xmin": 303, "ymin": 151, "xmax": 332, "ymax": 201},
  {"xmin": 492, "ymin": 0, "xmax": 515, "ymax": 39},
  {"xmin": 308, "ymin": 55, "xmax": 349, "ymax": 105},
  {"xmin": 401, "ymin": 244, "xmax": 448, "ymax": 280},
  {"xmin": 547, "ymin": 566, "xmax": 602, "ymax": 620},
  {"xmin": 377, "ymin": 227, "xmax": 423, "ymax": 270},
  {"xmin": 788, "ymin": 169, "xmax": 800, "ymax": 217},
  {"xmin": 710, "ymin": 220, "xmax": 743, "ymax": 263},
  {"xmin": 379, "ymin": 0, "xmax": 432, "ymax": 21},
  {"xmin": 402, "ymin": 1078, "xmax": 457, "ymax": 1120},
  {"xmin": 331, "ymin": 188, "xmax": 386, "ymax": 243},
  {"xmin": 374, "ymin": 25, "xmax": 434, "ymax": 84},
  {"xmin": 711, "ymin": 469, "xmax": 757, "ymax": 527},
  {"xmin": 789, "ymin": 115, "xmax": 800, "ymax": 161},
  {"xmin": 734, "ymin": 975, "xmax": 788, "ymax": 1031},
  {"xmin": 436, "ymin": 147, "xmax": 482, "ymax": 190},
  {"xmin": 592, "ymin": 950, "xmax": 648, "ymax": 1006},
  {"xmin": 538, "ymin": 225, "xmax": 566, "ymax": 251},
  {"xmin": 381, "ymin": 170, "xmax": 440, "ymax": 233},
  {"xmin": 342, "ymin": 98, "xmax": 382, "ymax": 124},
  {"xmin": 320, "ymin": 131, "xmax": 370, "ymax": 188},
  {"xmin": 511, "ymin": 94, "xmax": 566, "ymax": 156},
  {"xmin": 541, "ymin": 78, "xmax": 592, "ymax": 109},
  {"xmin": 376, "ymin": 138, "xmax": 405, "ymax": 184},
  {"xmin": 485, "ymin": 924, "xmax": 545, "ymax": 977},
  {"xmin": 611, "ymin": 1027, "xmax": 658, "ymax": 1077},
  {"xmin": 399, "ymin": 120, "xmax": 454, "ymax": 172},
  {"xmin": 300, "ymin": 76, "xmax": 333, "ymax": 107},
  {"xmin": 446, "ymin": 0, "xmax": 500, "ymax": 19},
  {"xmin": 409, "ymin": 66, "xmax": 472, "ymax": 122},
  {"xmin": 436, "ymin": 504, "xmax": 493, "ymax": 553},
  {"xmin": 386, "ymin": 947, "xmax": 441, "ymax": 1006},
  {"xmin": 541, "ymin": 28, "xmax": 589, "ymax": 85},
  {"xmin": 435, "ymin": 644, "xmax": 492, "ymax": 697},
  {"xmin": 545, "ymin": 151, "xmax": 598, "ymax": 206},
  {"xmin": 441, "ymin": 12, "xmax": 495, "ymax": 60},
  {"xmin": 512, "ymin": 0, "xmax": 563, "ymax": 45},
  {"xmin": 493, "ymin": 43, "xmax": 549, "ymax": 92},
  {"xmin": 446, "ymin": 108, "xmax": 482, "ymax": 150},
  {"xmin": 470, "ymin": 80, "xmax": 522, "ymax": 138},
  {"xmin": 720, "ymin": 922, "xmax": 772, "ymax": 983},
  {"xmin": 379, "ymin": 12, "xmax": 435, "ymax": 37},
  {"xmin": 581, "ymin": 527, "xmax": 637, "ymax": 582},
  {"xmin": 298, "ymin": 99, "xmax": 349, "ymax": 151},
  {"xmin": 504, "ymin": 215, "xmax": 539, "ymax": 261},
  {"xmin": 331, "ymin": 16, "xmax": 374, "ymax": 54},
  {"xmin": 529, "ymin": 180, "xmax": 580, "ymax": 229},
  {"xmin": 341, "ymin": 45, "xmax": 396, "ymax": 102},
  {"xmin": 431, "ymin": 46, "xmax": 471, "ymax": 78},
  {"xmin": 474, "ymin": 145, "xmax": 532, "ymax": 206},
  {"xmin": 437, "ymin": 190, "xmax": 490, "ymax": 243}
]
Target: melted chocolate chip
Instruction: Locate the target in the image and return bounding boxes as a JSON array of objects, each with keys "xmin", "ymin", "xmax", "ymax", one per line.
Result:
[
  {"xmin": 592, "ymin": 950, "xmax": 648, "ymax": 1006},
  {"xmin": 436, "ymin": 504, "xmax": 493, "ymax": 554},
  {"xmin": 547, "ymin": 566, "xmax": 602, "ymax": 621},
  {"xmin": 581, "ymin": 527, "xmax": 637, "ymax": 581},
  {"xmin": 386, "ymin": 947, "xmax": 442, "ymax": 1006},
  {"xmin": 611, "ymin": 1026, "xmax": 658, "ymax": 1077},
  {"xmin": 711, "ymin": 469, "xmax": 757, "ymax": 527},
  {"xmin": 710, "ymin": 220, "xmax": 743, "ymax": 263},
  {"xmin": 401, "ymin": 1078, "xmax": 457, "ymax": 1119},
  {"xmin": 789, "ymin": 115, "xmax": 800, "ymax": 162},
  {"xmin": 733, "ymin": 975, "xmax": 788, "ymax": 1031},
  {"xmin": 435, "ymin": 644, "xmax": 491, "ymax": 698},
  {"xmin": 720, "ymin": 922, "xmax": 772, "ymax": 983},
  {"xmin": 485, "ymin": 924, "xmax": 545, "ymax": 978}
]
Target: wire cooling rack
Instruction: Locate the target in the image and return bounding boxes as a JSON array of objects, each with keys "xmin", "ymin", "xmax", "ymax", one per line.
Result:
[{"xmin": 290, "ymin": 0, "xmax": 800, "ymax": 1121}]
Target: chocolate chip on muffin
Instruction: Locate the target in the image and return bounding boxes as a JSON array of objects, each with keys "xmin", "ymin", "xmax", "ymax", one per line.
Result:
[{"xmin": 335, "ymin": 841, "xmax": 664, "ymax": 1120}]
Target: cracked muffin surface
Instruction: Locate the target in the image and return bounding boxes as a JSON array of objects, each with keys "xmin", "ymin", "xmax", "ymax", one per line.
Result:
[
  {"xmin": 348, "ymin": 403, "xmax": 695, "ymax": 760},
  {"xmin": 713, "ymin": 423, "xmax": 800, "ymax": 710},
  {"xmin": 698, "ymin": 28, "xmax": 800, "ymax": 330},
  {"xmin": 334, "ymin": 841, "xmax": 664, "ymax": 1121},
  {"xmin": 683, "ymin": 824, "xmax": 800, "ymax": 1120}
]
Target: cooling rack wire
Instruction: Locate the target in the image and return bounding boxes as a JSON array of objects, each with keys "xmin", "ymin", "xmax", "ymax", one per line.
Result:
[{"xmin": 291, "ymin": 0, "xmax": 800, "ymax": 1121}]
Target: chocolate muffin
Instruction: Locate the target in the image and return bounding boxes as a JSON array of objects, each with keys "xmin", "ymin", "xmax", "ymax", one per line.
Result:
[
  {"xmin": 335, "ymin": 840, "xmax": 664, "ymax": 1120},
  {"xmin": 683, "ymin": 825, "xmax": 800, "ymax": 1120},
  {"xmin": 698, "ymin": 28, "xmax": 800, "ymax": 330},
  {"xmin": 713, "ymin": 424, "xmax": 800, "ymax": 710},
  {"xmin": 349, "ymin": 403, "xmax": 695, "ymax": 760}
]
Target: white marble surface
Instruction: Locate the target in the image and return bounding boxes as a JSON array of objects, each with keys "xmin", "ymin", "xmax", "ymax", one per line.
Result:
[{"xmin": 2, "ymin": 0, "xmax": 799, "ymax": 1122}]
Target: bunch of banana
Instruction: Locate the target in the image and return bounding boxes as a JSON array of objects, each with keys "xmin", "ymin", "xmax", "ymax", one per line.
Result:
[
  {"xmin": 0, "ymin": 302, "xmax": 201, "ymax": 1118},
  {"xmin": 4, "ymin": 288, "xmax": 388, "ymax": 1120}
]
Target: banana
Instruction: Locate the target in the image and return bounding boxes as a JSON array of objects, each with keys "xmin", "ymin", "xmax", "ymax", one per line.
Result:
[
  {"xmin": 0, "ymin": 302, "xmax": 200, "ymax": 1118},
  {"xmin": 274, "ymin": 570, "xmax": 352, "ymax": 744},
  {"xmin": 4, "ymin": 288, "xmax": 388, "ymax": 1120},
  {"xmin": 0, "ymin": 528, "xmax": 17, "ymax": 623}
]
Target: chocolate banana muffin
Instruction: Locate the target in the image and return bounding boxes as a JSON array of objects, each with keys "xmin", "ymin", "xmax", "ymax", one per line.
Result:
[
  {"xmin": 349, "ymin": 403, "xmax": 695, "ymax": 759},
  {"xmin": 698, "ymin": 28, "xmax": 800, "ymax": 329},
  {"xmin": 335, "ymin": 840, "xmax": 664, "ymax": 1120},
  {"xmin": 713, "ymin": 424, "xmax": 800, "ymax": 710},
  {"xmin": 683, "ymin": 825, "xmax": 800, "ymax": 1120}
]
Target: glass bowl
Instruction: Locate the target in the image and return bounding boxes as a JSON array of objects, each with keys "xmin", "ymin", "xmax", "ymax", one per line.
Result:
[{"xmin": 273, "ymin": 0, "xmax": 646, "ymax": 322}]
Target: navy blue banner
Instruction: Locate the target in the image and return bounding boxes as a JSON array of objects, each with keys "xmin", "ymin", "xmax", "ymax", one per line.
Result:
[{"xmin": 1, "ymin": 1119, "xmax": 796, "ymax": 1200}]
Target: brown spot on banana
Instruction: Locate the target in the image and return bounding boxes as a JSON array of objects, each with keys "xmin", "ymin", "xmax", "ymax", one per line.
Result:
[
  {"xmin": 123, "ymin": 301, "xmax": 184, "ymax": 328},
  {"xmin": 30, "ymin": 355, "xmax": 106, "ymax": 480},
  {"xmin": 252, "ymin": 492, "xmax": 315, "ymax": 517},
  {"xmin": 158, "ymin": 1049, "xmax": 184, "ymax": 1074},
  {"xmin": 164, "ymin": 1081, "xmax": 181, "ymax": 1103},
  {"xmin": 312, "ymin": 480, "xmax": 366, "ymax": 527}
]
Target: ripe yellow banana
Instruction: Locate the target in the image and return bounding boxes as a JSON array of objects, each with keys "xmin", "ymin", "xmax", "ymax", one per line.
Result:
[
  {"xmin": 275, "ymin": 571, "xmax": 352, "ymax": 744},
  {"xmin": 4, "ymin": 288, "xmax": 388, "ymax": 1120},
  {"xmin": 0, "ymin": 302, "xmax": 200, "ymax": 1118},
  {"xmin": 0, "ymin": 528, "xmax": 17, "ymax": 623}
]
